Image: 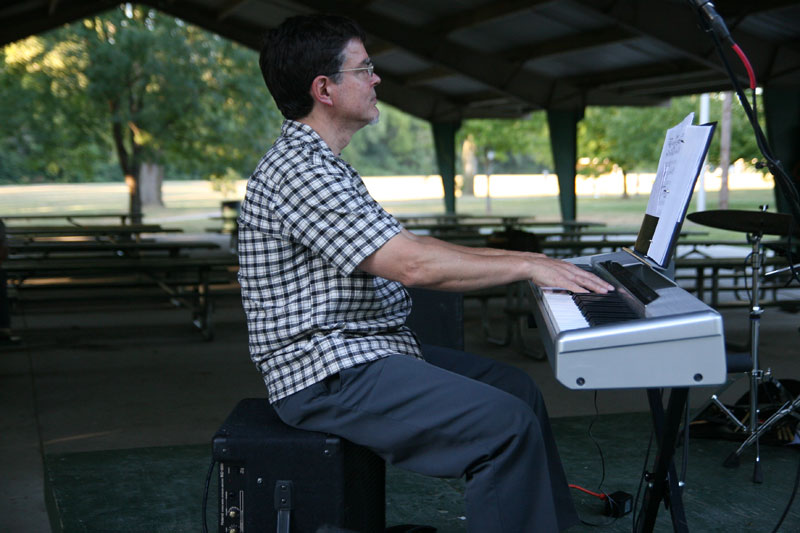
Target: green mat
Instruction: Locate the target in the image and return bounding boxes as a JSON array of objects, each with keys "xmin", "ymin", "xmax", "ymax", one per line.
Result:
[{"xmin": 45, "ymin": 413, "xmax": 800, "ymax": 532}]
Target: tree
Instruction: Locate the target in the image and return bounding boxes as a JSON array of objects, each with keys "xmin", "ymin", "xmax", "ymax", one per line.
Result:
[
  {"xmin": 456, "ymin": 113, "xmax": 552, "ymax": 195},
  {"xmin": 579, "ymin": 98, "xmax": 698, "ymax": 198},
  {"xmin": 578, "ymin": 94, "xmax": 766, "ymax": 201},
  {"xmin": 0, "ymin": 6, "xmax": 281, "ymax": 220},
  {"xmin": 341, "ymin": 103, "xmax": 436, "ymax": 175}
]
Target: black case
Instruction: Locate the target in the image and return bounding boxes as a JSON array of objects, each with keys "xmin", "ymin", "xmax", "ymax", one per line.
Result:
[
  {"xmin": 212, "ymin": 398, "xmax": 386, "ymax": 533},
  {"xmin": 405, "ymin": 287, "xmax": 464, "ymax": 350}
]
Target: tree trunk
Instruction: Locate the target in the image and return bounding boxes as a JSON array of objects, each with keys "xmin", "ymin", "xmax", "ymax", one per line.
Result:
[
  {"xmin": 621, "ymin": 168, "xmax": 629, "ymax": 199},
  {"xmin": 719, "ymin": 91, "xmax": 732, "ymax": 209},
  {"xmin": 460, "ymin": 137, "xmax": 477, "ymax": 197},
  {"xmin": 140, "ymin": 162, "xmax": 164, "ymax": 207},
  {"xmin": 110, "ymin": 100, "xmax": 143, "ymax": 224},
  {"xmin": 125, "ymin": 173, "xmax": 142, "ymax": 224}
]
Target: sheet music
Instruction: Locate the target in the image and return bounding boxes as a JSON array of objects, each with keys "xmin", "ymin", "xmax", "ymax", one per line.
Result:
[
  {"xmin": 636, "ymin": 113, "xmax": 716, "ymax": 266},
  {"xmin": 646, "ymin": 113, "xmax": 694, "ymax": 219}
]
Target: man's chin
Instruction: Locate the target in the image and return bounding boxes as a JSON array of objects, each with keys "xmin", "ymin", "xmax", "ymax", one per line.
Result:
[{"xmin": 367, "ymin": 106, "xmax": 380, "ymax": 126}]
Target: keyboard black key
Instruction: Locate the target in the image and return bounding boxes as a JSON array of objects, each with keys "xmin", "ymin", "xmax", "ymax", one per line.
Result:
[{"xmin": 573, "ymin": 291, "xmax": 638, "ymax": 326}]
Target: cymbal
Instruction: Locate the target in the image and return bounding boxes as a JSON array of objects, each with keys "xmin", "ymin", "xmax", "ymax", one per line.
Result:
[{"xmin": 687, "ymin": 209, "xmax": 797, "ymax": 236}]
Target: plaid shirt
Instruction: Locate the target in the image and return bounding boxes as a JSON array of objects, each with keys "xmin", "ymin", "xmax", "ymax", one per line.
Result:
[{"xmin": 238, "ymin": 120, "xmax": 422, "ymax": 403}]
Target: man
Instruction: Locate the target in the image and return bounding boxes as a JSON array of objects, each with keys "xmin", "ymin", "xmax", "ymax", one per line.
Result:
[{"xmin": 238, "ymin": 14, "xmax": 612, "ymax": 532}]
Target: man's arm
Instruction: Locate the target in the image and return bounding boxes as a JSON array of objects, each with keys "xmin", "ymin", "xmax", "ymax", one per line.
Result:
[
  {"xmin": 398, "ymin": 228, "xmax": 541, "ymax": 258},
  {"xmin": 358, "ymin": 228, "xmax": 612, "ymax": 294}
]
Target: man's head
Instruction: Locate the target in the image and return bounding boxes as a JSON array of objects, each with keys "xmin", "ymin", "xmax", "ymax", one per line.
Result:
[{"xmin": 260, "ymin": 14, "xmax": 370, "ymax": 121}]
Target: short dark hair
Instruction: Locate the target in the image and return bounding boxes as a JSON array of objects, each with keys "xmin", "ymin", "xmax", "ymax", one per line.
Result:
[{"xmin": 259, "ymin": 14, "xmax": 367, "ymax": 120}]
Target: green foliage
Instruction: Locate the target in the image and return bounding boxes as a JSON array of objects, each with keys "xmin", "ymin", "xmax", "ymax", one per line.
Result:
[
  {"xmin": 578, "ymin": 94, "xmax": 765, "ymax": 178},
  {"xmin": 341, "ymin": 103, "xmax": 437, "ymax": 175},
  {"xmin": 209, "ymin": 167, "xmax": 241, "ymax": 197},
  {"xmin": 0, "ymin": 6, "xmax": 281, "ymax": 185},
  {"xmin": 0, "ymin": 6, "xmax": 769, "ymax": 189},
  {"xmin": 715, "ymin": 91, "xmax": 764, "ymax": 168},
  {"xmin": 457, "ymin": 113, "xmax": 553, "ymax": 173}
]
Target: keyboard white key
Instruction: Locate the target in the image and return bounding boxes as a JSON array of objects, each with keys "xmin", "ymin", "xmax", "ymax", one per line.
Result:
[{"xmin": 541, "ymin": 290, "xmax": 589, "ymax": 332}]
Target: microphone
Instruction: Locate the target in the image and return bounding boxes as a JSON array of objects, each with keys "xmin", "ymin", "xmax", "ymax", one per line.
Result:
[{"xmin": 689, "ymin": 0, "xmax": 734, "ymax": 44}]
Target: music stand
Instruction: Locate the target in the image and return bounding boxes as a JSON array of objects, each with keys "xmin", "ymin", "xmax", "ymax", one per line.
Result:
[{"xmin": 687, "ymin": 207, "xmax": 797, "ymax": 483}]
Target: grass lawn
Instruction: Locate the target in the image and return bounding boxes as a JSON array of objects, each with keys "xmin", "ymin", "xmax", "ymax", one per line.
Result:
[{"xmin": 0, "ymin": 180, "xmax": 777, "ymax": 241}]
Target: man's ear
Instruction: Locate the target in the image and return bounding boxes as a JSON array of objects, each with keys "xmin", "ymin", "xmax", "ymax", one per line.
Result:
[{"xmin": 310, "ymin": 75, "xmax": 334, "ymax": 107}]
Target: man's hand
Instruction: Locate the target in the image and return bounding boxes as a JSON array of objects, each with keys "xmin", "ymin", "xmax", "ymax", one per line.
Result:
[{"xmin": 525, "ymin": 255, "xmax": 613, "ymax": 294}]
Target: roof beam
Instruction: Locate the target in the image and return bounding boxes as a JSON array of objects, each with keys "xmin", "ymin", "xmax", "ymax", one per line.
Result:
[
  {"xmin": 216, "ymin": 0, "xmax": 250, "ymax": 21},
  {"xmin": 568, "ymin": 58, "xmax": 707, "ymax": 92},
  {"xmin": 0, "ymin": 0, "xmax": 118, "ymax": 47},
  {"xmin": 506, "ymin": 26, "xmax": 636, "ymax": 63},
  {"xmin": 139, "ymin": 0, "xmax": 265, "ymax": 49},
  {"xmin": 288, "ymin": 0, "xmax": 655, "ymax": 110},
  {"xmin": 402, "ymin": 66, "xmax": 455, "ymax": 86},
  {"xmin": 373, "ymin": 73, "xmax": 468, "ymax": 122},
  {"xmin": 424, "ymin": 0, "xmax": 550, "ymax": 36},
  {"xmin": 573, "ymin": 0, "xmax": 800, "ymax": 86}
]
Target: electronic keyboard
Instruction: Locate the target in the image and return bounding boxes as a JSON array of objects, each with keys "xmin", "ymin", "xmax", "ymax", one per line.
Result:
[{"xmin": 529, "ymin": 249, "xmax": 726, "ymax": 390}]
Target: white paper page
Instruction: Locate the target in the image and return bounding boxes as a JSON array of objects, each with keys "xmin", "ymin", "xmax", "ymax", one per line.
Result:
[
  {"xmin": 645, "ymin": 113, "xmax": 694, "ymax": 219},
  {"xmin": 647, "ymin": 116, "xmax": 714, "ymax": 264}
]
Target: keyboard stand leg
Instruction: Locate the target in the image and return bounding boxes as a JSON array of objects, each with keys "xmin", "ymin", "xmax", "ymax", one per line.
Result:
[{"xmin": 636, "ymin": 387, "xmax": 689, "ymax": 533}]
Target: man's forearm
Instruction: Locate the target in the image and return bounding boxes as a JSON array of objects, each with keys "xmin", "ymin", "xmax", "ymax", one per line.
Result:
[
  {"xmin": 402, "ymin": 229, "xmax": 535, "ymax": 258},
  {"xmin": 361, "ymin": 228, "xmax": 613, "ymax": 294}
]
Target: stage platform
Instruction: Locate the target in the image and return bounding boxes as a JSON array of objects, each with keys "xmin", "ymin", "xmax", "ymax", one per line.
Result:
[{"xmin": 43, "ymin": 412, "xmax": 800, "ymax": 532}]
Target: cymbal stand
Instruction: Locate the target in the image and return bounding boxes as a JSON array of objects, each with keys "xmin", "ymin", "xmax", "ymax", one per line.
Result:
[
  {"xmin": 710, "ymin": 228, "xmax": 767, "ymax": 482},
  {"xmin": 721, "ymin": 258, "xmax": 800, "ymax": 476}
]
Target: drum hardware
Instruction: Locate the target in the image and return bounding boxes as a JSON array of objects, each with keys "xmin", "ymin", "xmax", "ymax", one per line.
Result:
[{"xmin": 687, "ymin": 206, "xmax": 799, "ymax": 482}]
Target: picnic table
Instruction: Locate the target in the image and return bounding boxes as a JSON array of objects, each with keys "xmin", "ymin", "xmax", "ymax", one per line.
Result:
[
  {"xmin": 399, "ymin": 215, "xmax": 604, "ymax": 234},
  {"xmin": 536, "ymin": 229, "xmax": 709, "ymax": 258},
  {"xmin": 6, "ymin": 224, "xmax": 182, "ymax": 242},
  {"xmin": 5, "ymin": 254, "xmax": 238, "ymax": 340},
  {"xmin": 8, "ymin": 239, "xmax": 220, "ymax": 259},
  {"xmin": 673, "ymin": 255, "xmax": 792, "ymax": 308},
  {"xmin": 1, "ymin": 212, "xmax": 131, "ymax": 225}
]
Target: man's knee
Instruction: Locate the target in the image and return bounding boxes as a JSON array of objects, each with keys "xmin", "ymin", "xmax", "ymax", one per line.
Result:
[
  {"xmin": 486, "ymin": 393, "xmax": 541, "ymax": 444},
  {"xmin": 495, "ymin": 363, "xmax": 544, "ymax": 408}
]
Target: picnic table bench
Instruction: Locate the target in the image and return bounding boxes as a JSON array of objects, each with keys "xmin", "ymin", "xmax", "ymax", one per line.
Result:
[
  {"xmin": 675, "ymin": 238, "xmax": 790, "ymax": 258},
  {"xmin": 8, "ymin": 239, "xmax": 220, "ymax": 258},
  {"xmin": 6, "ymin": 224, "xmax": 182, "ymax": 242},
  {"xmin": 1, "ymin": 212, "xmax": 131, "ymax": 225},
  {"xmin": 402, "ymin": 218, "xmax": 604, "ymax": 233},
  {"xmin": 673, "ymin": 255, "xmax": 794, "ymax": 308},
  {"xmin": 5, "ymin": 255, "xmax": 238, "ymax": 340}
]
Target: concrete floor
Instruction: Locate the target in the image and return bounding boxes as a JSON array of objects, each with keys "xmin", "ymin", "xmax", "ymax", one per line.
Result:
[{"xmin": 2, "ymin": 276, "xmax": 800, "ymax": 531}]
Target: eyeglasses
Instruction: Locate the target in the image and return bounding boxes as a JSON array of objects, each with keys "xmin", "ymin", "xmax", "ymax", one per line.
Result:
[{"xmin": 335, "ymin": 64, "xmax": 375, "ymax": 77}]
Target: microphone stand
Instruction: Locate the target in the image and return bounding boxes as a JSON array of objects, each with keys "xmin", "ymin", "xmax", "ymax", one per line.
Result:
[{"xmin": 687, "ymin": 1, "xmax": 800, "ymax": 230}]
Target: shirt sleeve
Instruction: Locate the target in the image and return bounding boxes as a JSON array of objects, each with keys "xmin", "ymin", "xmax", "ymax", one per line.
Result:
[{"xmin": 275, "ymin": 165, "xmax": 401, "ymax": 276}]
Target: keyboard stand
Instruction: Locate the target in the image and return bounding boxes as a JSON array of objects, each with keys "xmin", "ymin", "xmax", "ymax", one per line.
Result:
[{"xmin": 636, "ymin": 387, "xmax": 689, "ymax": 533}]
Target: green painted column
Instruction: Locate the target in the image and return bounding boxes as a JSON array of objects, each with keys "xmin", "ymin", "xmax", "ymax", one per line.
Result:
[
  {"xmin": 432, "ymin": 120, "xmax": 461, "ymax": 214},
  {"xmin": 547, "ymin": 108, "xmax": 584, "ymax": 221},
  {"xmin": 764, "ymin": 87, "xmax": 800, "ymax": 216}
]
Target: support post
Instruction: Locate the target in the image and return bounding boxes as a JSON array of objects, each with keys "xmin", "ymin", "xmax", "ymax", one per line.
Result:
[
  {"xmin": 547, "ymin": 108, "xmax": 584, "ymax": 222},
  {"xmin": 763, "ymin": 87, "xmax": 800, "ymax": 216},
  {"xmin": 432, "ymin": 120, "xmax": 461, "ymax": 214}
]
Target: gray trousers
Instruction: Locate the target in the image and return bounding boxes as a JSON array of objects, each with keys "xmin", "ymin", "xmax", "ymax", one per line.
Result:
[{"xmin": 273, "ymin": 345, "xmax": 579, "ymax": 532}]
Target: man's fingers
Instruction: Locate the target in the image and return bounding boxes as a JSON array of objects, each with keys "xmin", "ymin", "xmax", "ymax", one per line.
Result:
[{"xmin": 553, "ymin": 261, "xmax": 614, "ymax": 293}]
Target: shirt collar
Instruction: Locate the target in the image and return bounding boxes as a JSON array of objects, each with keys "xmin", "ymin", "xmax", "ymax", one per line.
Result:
[{"xmin": 281, "ymin": 120, "xmax": 336, "ymax": 158}]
